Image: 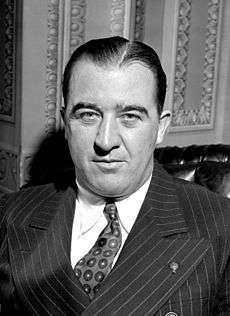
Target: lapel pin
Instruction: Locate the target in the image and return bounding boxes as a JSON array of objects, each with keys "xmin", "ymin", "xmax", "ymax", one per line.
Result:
[{"xmin": 169, "ymin": 261, "xmax": 179, "ymax": 273}]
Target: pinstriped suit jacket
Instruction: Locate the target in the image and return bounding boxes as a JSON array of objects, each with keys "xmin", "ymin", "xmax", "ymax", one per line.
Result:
[{"xmin": 1, "ymin": 163, "xmax": 230, "ymax": 315}]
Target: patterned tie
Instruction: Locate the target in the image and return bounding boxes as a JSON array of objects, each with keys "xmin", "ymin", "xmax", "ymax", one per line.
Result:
[{"xmin": 74, "ymin": 203, "xmax": 122, "ymax": 299}]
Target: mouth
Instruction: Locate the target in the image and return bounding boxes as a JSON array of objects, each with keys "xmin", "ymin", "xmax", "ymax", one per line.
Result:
[
  {"xmin": 93, "ymin": 159, "xmax": 123, "ymax": 163},
  {"xmin": 93, "ymin": 159, "xmax": 125, "ymax": 171}
]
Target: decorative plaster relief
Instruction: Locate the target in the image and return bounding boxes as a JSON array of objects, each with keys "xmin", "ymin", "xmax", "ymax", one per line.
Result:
[
  {"xmin": 109, "ymin": 0, "xmax": 145, "ymax": 41},
  {"xmin": 171, "ymin": 0, "xmax": 222, "ymax": 130},
  {"xmin": 110, "ymin": 0, "xmax": 125, "ymax": 36},
  {"xmin": 45, "ymin": 0, "xmax": 86, "ymax": 132},
  {"xmin": 172, "ymin": 0, "xmax": 191, "ymax": 127},
  {"xmin": 0, "ymin": 147, "xmax": 18, "ymax": 192},
  {"xmin": 134, "ymin": 0, "xmax": 145, "ymax": 41},
  {"xmin": 69, "ymin": 0, "xmax": 87, "ymax": 55},
  {"xmin": 0, "ymin": 0, "xmax": 17, "ymax": 122},
  {"xmin": 46, "ymin": 0, "xmax": 60, "ymax": 132}
]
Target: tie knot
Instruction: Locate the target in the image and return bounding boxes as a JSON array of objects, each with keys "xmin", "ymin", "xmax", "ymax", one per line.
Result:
[{"xmin": 104, "ymin": 203, "xmax": 118, "ymax": 220}]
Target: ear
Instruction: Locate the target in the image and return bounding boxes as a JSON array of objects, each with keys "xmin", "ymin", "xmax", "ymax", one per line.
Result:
[{"xmin": 156, "ymin": 110, "xmax": 171, "ymax": 145}]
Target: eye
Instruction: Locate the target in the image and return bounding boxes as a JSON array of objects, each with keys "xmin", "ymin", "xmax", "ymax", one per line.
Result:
[
  {"xmin": 120, "ymin": 113, "xmax": 141, "ymax": 126},
  {"xmin": 80, "ymin": 111, "xmax": 98, "ymax": 120},
  {"xmin": 72, "ymin": 110, "xmax": 100, "ymax": 123}
]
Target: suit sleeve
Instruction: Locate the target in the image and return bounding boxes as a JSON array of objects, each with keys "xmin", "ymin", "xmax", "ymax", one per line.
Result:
[
  {"xmin": 213, "ymin": 256, "xmax": 230, "ymax": 315},
  {"xmin": 0, "ymin": 194, "xmax": 10, "ymax": 314},
  {"xmin": 0, "ymin": 194, "xmax": 28, "ymax": 315},
  {"xmin": 213, "ymin": 197, "xmax": 230, "ymax": 315},
  {"xmin": 0, "ymin": 194, "xmax": 8, "ymax": 248}
]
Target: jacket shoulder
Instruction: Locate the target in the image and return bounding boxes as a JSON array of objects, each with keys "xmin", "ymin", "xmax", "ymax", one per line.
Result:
[
  {"xmin": 0, "ymin": 183, "xmax": 58, "ymax": 222},
  {"xmin": 173, "ymin": 177, "xmax": 230, "ymax": 237}
]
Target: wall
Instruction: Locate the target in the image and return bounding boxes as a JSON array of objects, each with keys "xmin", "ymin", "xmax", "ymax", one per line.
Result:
[
  {"xmin": 158, "ymin": 0, "xmax": 230, "ymax": 147},
  {"xmin": 21, "ymin": 0, "xmax": 48, "ymax": 151}
]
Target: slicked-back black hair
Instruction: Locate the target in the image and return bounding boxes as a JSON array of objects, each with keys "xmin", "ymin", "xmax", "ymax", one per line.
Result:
[{"xmin": 62, "ymin": 36, "xmax": 166, "ymax": 115}]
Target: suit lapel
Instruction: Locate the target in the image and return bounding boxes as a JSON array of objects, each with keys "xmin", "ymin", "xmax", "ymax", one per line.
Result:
[
  {"xmin": 83, "ymin": 163, "xmax": 211, "ymax": 315},
  {"xmin": 8, "ymin": 184, "xmax": 91, "ymax": 316}
]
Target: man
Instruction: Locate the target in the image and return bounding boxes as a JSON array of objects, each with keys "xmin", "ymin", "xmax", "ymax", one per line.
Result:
[{"xmin": 1, "ymin": 36, "xmax": 230, "ymax": 315}]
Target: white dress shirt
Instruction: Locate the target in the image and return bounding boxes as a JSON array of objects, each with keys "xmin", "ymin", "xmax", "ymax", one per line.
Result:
[{"xmin": 71, "ymin": 177, "xmax": 151, "ymax": 268}]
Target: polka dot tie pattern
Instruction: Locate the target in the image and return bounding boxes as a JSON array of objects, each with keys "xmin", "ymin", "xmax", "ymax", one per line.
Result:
[{"xmin": 74, "ymin": 203, "xmax": 122, "ymax": 299}]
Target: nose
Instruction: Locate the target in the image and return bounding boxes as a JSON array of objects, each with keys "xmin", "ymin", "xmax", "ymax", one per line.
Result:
[{"xmin": 95, "ymin": 115, "xmax": 121, "ymax": 153}]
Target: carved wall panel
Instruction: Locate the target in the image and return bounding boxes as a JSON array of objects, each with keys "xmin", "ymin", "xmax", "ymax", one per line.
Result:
[
  {"xmin": 162, "ymin": 0, "xmax": 222, "ymax": 131},
  {"xmin": 0, "ymin": 0, "xmax": 20, "ymax": 122},
  {"xmin": 0, "ymin": 0, "xmax": 21, "ymax": 192},
  {"xmin": 45, "ymin": 0, "xmax": 87, "ymax": 132},
  {"xmin": 110, "ymin": 0, "xmax": 125, "ymax": 36},
  {"xmin": 45, "ymin": 0, "xmax": 61, "ymax": 132},
  {"xmin": 133, "ymin": 0, "xmax": 145, "ymax": 41}
]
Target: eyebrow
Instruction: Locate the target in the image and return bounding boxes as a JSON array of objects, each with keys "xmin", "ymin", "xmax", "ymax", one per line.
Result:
[
  {"xmin": 70, "ymin": 102, "xmax": 149, "ymax": 117},
  {"xmin": 118, "ymin": 105, "xmax": 149, "ymax": 117},
  {"xmin": 70, "ymin": 102, "xmax": 102, "ymax": 115}
]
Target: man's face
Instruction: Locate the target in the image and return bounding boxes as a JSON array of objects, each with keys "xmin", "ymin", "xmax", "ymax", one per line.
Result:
[{"xmin": 64, "ymin": 60, "xmax": 170, "ymax": 199}]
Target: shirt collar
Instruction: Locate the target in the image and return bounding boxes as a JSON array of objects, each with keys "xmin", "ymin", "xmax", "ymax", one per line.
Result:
[
  {"xmin": 76, "ymin": 176, "xmax": 152, "ymax": 234},
  {"xmin": 76, "ymin": 182, "xmax": 105, "ymax": 235},
  {"xmin": 115, "ymin": 176, "xmax": 151, "ymax": 233}
]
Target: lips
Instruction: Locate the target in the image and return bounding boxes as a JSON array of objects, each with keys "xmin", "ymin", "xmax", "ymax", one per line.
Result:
[
  {"xmin": 93, "ymin": 159, "xmax": 123, "ymax": 163},
  {"xmin": 93, "ymin": 159, "xmax": 125, "ymax": 171}
]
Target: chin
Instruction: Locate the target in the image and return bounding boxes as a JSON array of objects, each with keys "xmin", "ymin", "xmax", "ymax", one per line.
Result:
[{"xmin": 91, "ymin": 183, "xmax": 128, "ymax": 199}]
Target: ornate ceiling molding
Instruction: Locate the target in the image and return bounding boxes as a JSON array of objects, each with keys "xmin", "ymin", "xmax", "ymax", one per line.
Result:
[
  {"xmin": 170, "ymin": 0, "xmax": 222, "ymax": 130},
  {"xmin": 45, "ymin": 0, "xmax": 86, "ymax": 132}
]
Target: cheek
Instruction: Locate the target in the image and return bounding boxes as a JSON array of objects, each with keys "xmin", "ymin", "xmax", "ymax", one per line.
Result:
[
  {"xmin": 131, "ymin": 126, "xmax": 158, "ymax": 153},
  {"xmin": 67, "ymin": 128, "xmax": 90, "ymax": 157}
]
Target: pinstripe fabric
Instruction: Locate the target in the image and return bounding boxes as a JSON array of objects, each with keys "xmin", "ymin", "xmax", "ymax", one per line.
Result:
[{"xmin": 1, "ymin": 162, "xmax": 230, "ymax": 315}]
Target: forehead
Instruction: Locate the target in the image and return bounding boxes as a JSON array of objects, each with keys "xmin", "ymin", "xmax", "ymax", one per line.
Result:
[{"xmin": 68, "ymin": 60, "xmax": 156, "ymax": 104}]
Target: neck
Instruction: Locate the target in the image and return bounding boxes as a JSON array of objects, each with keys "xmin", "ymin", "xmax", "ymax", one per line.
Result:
[{"xmin": 76, "ymin": 180, "xmax": 106, "ymax": 206}]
